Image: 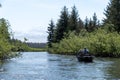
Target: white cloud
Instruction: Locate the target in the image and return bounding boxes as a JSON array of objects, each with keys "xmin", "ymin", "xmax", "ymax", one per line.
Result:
[
  {"xmin": 14, "ymin": 27, "xmax": 48, "ymax": 42},
  {"xmin": 14, "ymin": 32, "xmax": 48, "ymax": 43}
]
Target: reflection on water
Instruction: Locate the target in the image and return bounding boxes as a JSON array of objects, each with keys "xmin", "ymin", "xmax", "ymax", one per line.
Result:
[
  {"xmin": 105, "ymin": 58, "xmax": 120, "ymax": 79},
  {"xmin": 0, "ymin": 52, "xmax": 120, "ymax": 80}
]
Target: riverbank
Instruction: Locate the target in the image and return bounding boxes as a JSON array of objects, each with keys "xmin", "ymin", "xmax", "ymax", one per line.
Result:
[
  {"xmin": 27, "ymin": 47, "xmax": 46, "ymax": 52},
  {"xmin": 48, "ymin": 28, "xmax": 120, "ymax": 58}
]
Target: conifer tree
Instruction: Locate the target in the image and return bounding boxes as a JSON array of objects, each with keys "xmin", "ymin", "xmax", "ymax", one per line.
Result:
[
  {"xmin": 84, "ymin": 17, "xmax": 89, "ymax": 31},
  {"xmin": 103, "ymin": 0, "xmax": 120, "ymax": 32},
  {"xmin": 77, "ymin": 18, "xmax": 84, "ymax": 33},
  {"xmin": 92, "ymin": 13, "xmax": 97, "ymax": 28},
  {"xmin": 47, "ymin": 20, "xmax": 55, "ymax": 47},
  {"xmin": 68, "ymin": 5, "xmax": 79, "ymax": 32},
  {"xmin": 55, "ymin": 6, "xmax": 69, "ymax": 42},
  {"xmin": 88, "ymin": 18, "xmax": 93, "ymax": 32},
  {"xmin": 88, "ymin": 13, "xmax": 99, "ymax": 32}
]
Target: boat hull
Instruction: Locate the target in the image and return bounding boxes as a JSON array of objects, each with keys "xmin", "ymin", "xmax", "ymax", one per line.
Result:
[{"xmin": 77, "ymin": 55, "xmax": 93, "ymax": 62}]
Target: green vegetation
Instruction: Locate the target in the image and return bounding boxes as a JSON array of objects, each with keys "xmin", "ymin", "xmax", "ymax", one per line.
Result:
[
  {"xmin": 48, "ymin": 27, "xmax": 120, "ymax": 57},
  {"xmin": 47, "ymin": 0, "xmax": 120, "ymax": 57},
  {"xmin": 103, "ymin": 0, "xmax": 120, "ymax": 32},
  {"xmin": 10, "ymin": 39, "xmax": 46, "ymax": 52},
  {"xmin": 0, "ymin": 18, "xmax": 45, "ymax": 60},
  {"xmin": 0, "ymin": 3, "xmax": 46, "ymax": 60},
  {"xmin": 0, "ymin": 18, "xmax": 17, "ymax": 60},
  {"xmin": 47, "ymin": 6, "xmax": 99, "ymax": 46},
  {"xmin": 28, "ymin": 47, "xmax": 46, "ymax": 52}
]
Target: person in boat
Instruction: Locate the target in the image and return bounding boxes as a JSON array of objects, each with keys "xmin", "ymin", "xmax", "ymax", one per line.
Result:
[
  {"xmin": 77, "ymin": 48, "xmax": 89, "ymax": 56},
  {"xmin": 77, "ymin": 50, "xmax": 83, "ymax": 56},
  {"xmin": 83, "ymin": 48, "xmax": 89, "ymax": 55}
]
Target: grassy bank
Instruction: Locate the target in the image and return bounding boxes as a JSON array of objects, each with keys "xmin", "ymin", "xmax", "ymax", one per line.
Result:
[{"xmin": 28, "ymin": 47, "xmax": 46, "ymax": 52}]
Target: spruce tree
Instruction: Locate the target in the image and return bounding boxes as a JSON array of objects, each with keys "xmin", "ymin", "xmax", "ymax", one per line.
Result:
[
  {"xmin": 88, "ymin": 18, "xmax": 93, "ymax": 32},
  {"xmin": 47, "ymin": 20, "xmax": 55, "ymax": 47},
  {"xmin": 103, "ymin": 0, "xmax": 120, "ymax": 32},
  {"xmin": 84, "ymin": 17, "xmax": 89, "ymax": 31},
  {"xmin": 68, "ymin": 5, "xmax": 79, "ymax": 32},
  {"xmin": 77, "ymin": 18, "xmax": 84, "ymax": 33},
  {"xmin": 92, "ymin": 13, "xmax": 98, "ymax": 28},
  {"xmin": 89, "ymin": 13, "xmax": 99, "ymax": 32},
  {"xmin": 55, "ymin": 6, "xmax": 69, "ymax": 42}
]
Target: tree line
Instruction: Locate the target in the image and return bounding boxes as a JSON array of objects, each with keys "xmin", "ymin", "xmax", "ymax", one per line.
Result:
[
  {"xmin": 47, "ymin": 0, "xmax": 120, "ymax": 57},
  {"xmin": 26, "ymin": 42, "xmax": 46, "ymax": 48},
  {"xmin": 47, "ymin": 6, "xmax": 100, "ymax": 47}
]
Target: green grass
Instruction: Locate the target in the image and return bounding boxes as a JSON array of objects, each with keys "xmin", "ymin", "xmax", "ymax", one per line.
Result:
[{"xmin": 28, "ymin": 47, "xmax": 46, "ymax": 52}]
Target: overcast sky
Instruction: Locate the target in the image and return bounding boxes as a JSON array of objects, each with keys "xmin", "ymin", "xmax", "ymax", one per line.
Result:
[{"xmin": 0, "ymin": 0, "xmax": 109, "ymax": 42}]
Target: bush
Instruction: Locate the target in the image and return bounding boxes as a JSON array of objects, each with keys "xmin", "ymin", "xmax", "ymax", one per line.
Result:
[
  {"xmin": 48, "ymin": 27, "xmax": 120, "ymax": 57},
  {"xmin": 0, "ymin": 35, "xmax": 12, "ymax": 60}
]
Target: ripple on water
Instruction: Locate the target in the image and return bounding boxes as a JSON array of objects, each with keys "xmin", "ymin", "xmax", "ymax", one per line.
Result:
[{"xmin": 0, "ymin": 52, "xmax": 119, "ymax": 80}]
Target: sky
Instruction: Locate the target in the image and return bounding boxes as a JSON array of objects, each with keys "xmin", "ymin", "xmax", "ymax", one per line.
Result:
[{"xmin": 0, "ymin": 0, "xmax": 109, "ymax": 43}]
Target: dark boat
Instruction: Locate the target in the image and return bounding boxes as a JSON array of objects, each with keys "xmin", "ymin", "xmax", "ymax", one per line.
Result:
[{"xmin": 76, "ymin": 52, "xmax": 94, "ymax": 62}]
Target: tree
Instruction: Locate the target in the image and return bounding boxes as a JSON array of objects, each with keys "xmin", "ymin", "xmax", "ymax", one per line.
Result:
[
  {"xmin": 0, "ymin": 34, "xmax": 12, "ymax": 60},
  {"xmin": 84, "ymin": 13, "xmax": 99, "ymax": 32},
  {"xmin": 88, "ymin": 13, "xmax": 98, "ymax": 32},
  {"xmin": 24, "ymin": 37, "xmax": 28, "ymax": 43},
  {"xmin": 68, "ymin": 5, "xmax": 79, "ymax": 32},
  {"xmin": 77, "ymin": 18, "xmax": 84, "ymax": 33},
  {"xmin": 0, "ymin": 18, "xmax": 11, "ymax": 40},
  {"xmin": 103, "ymin": 0, "xmax": 120, "ymax": 32},
  {"xmin": 84, "ymin": 17, "xmax": 89, "ymax": 31},
  {"xmin": 55, "ymin": 6, "xmax": 69, "ymax": 42},
  {"xmin": 92, "ymin": 13, "xmax": 98, "ymax": 28},
  {"xmin": 47, "ymin": 20, "xmax": 55, "ymax": 47},
  {"xmin": 0, "ymin": 18, "xmax": 12, "ymax": 60},
  {"xmin": 88, "ymin": 18, "xmax": 93, "ymax": 32}
]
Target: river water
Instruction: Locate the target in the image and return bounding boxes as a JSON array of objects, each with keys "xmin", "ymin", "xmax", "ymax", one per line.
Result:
[{"xmin": 0, "ymin": 52, "xmax": 120, "ymax": 80}]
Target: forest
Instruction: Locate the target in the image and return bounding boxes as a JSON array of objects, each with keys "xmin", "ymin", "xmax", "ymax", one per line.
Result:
[{"xmin": 47, "ymin": 0, "xmax": 120, "ymax": 57}]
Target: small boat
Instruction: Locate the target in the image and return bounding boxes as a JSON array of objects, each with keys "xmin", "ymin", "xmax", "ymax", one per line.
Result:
[
  {"xmin": 76, "ymin": 52, "xmax": 94, "ymax": 62},
  {"xmin": 77, "ymin": 55, "xmax": 93, "ymax": 62}
]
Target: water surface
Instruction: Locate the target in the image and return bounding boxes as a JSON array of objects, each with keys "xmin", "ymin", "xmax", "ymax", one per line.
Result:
[{"xmin": 0, "ymin": 52, "xmax": 120, "ymax": 80}]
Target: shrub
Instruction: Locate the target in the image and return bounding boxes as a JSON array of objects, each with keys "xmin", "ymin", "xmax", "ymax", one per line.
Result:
[{"xmin": 48, "ymin": 27, "xmax": 120, "ymax": 57}]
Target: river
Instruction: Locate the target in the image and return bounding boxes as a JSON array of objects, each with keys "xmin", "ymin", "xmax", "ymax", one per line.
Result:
[{"xmin": 0, "ymin": 52, "xmax": 120, "ymax": 80}]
